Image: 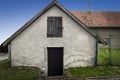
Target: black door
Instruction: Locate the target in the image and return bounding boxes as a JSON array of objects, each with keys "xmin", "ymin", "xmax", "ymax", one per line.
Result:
[{"xmin": 47, "ymin": 47, "xmax": 63, "ymax": 76}]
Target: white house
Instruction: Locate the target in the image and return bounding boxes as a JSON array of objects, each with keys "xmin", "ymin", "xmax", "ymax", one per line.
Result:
[{"xmin": 1, "ymin": 0, "xmax": 100, "ymax": 76}]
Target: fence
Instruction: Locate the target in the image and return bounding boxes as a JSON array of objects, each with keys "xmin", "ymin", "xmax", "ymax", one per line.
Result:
[
  {"xmin": 109, "ymin": 34, "xmax": 120, "ymax": 66},
  {"xmin": 98, "ymin": 34, "xmax": 120, "ymax": 66}
]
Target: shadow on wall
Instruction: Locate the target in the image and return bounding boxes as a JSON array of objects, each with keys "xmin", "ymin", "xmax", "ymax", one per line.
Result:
[
  {"xmin": 0, "ymin": 45, "xmax": 8, "ymax": 53},
  {"xmin": 0, "ymin": 46, "xmax": 8, "ymax": 61}
]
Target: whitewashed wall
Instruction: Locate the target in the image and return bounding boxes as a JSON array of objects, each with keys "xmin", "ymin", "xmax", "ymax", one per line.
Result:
[{"xmin": 11, "ymin": 5, "xmax": 96, "ymax": 71}]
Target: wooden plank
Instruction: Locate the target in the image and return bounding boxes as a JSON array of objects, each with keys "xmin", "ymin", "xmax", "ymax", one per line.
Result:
[{"xmin": 47, "ymin": 17, "xmax": 62, "ymax": 37}]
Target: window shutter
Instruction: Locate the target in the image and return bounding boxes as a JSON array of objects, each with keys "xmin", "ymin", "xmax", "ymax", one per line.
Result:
[{"xmin": 47, "ymin": 17, "xmax": 62, "ymax": 37}]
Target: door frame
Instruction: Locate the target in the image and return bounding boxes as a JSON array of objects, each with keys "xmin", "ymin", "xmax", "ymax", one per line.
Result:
[{"xmin": 46, "ymin": 47, "xmax": 64, "ymax": 76}]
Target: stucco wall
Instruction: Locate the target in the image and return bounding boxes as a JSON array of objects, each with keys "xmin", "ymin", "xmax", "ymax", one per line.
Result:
[{"xmin": 11, "ymin": 5, "xmax": 96, "ymax": 70}]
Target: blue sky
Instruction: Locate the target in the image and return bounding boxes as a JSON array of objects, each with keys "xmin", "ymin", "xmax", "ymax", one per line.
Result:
[{"xmin": 0, "ymin": 0, "xmax": 120, "ymax": 44}]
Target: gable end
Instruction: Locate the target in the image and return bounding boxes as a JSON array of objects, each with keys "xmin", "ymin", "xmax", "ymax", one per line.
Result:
[{"xmin": 1, "ymin": 0, "xmax": 97, "ymax": 47}]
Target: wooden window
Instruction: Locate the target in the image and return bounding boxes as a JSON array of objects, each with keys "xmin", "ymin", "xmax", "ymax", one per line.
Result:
[{"xmin": 47, "ymin": 17, "xmax": 62, "ymax": 37}]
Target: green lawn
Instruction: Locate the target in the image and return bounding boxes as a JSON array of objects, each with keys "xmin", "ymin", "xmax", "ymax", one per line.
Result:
[
  {"xmin": 110, "ymin": 49, "xmax": 120, "ymax": 65},
  {"xmin": 0, "ymin": 59, "xmax": 40, "ymax": 80},
  {"xmin": 67, "ymin": 66, "xmax": 120, "ymax": 78},
  {"xmin": 98, "ymin": 48, "xmax": 120, "ymax": 66},
  {"xmin": 98, "ymin": 49, "xmax": 109, "ymax": 65}
]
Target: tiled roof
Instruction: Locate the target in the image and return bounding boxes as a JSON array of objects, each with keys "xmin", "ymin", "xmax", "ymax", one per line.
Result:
[{"xmin": 71, "ymin": 11, "xmax": 120, "ymax": 27}]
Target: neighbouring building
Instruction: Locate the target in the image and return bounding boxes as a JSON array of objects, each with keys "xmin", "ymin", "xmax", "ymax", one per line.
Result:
[{"xmin": 72, "ymin": 11, "xmax": 120, "ymax": 44}]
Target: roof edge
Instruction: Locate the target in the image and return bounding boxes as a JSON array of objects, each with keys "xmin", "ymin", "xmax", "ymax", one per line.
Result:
[{"xmin": 1, "ymin": 0, "xmax": 57, "ymax": 46}]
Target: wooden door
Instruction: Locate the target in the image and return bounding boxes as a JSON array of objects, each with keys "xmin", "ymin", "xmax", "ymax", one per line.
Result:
[{"xmin": 47, "ymin": 47, "xmax": 63, "ymax": 76}]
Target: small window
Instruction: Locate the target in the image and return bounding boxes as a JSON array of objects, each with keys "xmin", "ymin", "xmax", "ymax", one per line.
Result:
[{"xmin": 47, "ymin": 17, "xmax": 62, "ymax": 37}]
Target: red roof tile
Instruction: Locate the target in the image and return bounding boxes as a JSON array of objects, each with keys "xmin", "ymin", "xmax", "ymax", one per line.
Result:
[{"xmin": 71, "ymin": 11, "xmax": 120, "ymax": 27}]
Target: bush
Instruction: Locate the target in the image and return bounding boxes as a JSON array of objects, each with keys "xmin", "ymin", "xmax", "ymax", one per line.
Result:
[
  {"xmin": 98, "ymin": 49, "xmax": 109, "ymax": 65},
  {"xmin": 98, "ymin": 48, "xmax": 120, "ymax": 66}
]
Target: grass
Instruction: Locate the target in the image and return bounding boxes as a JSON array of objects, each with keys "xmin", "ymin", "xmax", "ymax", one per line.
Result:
[
  {"xmin": 98, "ymin": 48, "xmax": 120, "ymax": 66},
  {"xmin": 67, "ymin": 66, "xmax": 120, "ymax": 78},
  {"xmin": 110, "ymin": 49, "xmax": 120, "ymax": 65},
  {"xmin": 98, "ymin": 49, "xmax": 109, "ymax": 65},
  {"xmin": 0, "ymin": 59, "xmax": 40, "ymax": 80}
]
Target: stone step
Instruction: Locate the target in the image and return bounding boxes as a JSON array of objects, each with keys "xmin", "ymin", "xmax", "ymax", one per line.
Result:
[
  {"xmin": 45, "ymin": 76, "xmax": 65, "ymax": 80},
  {"xmin": 38, "ymin": 76, "xmax": 63, "ymax": 80}
]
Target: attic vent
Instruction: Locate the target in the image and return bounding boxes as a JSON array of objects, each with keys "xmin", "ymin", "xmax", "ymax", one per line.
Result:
[{"xmin": 47, "ymin": 17, "xmax": 62, "ymax": 37}]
